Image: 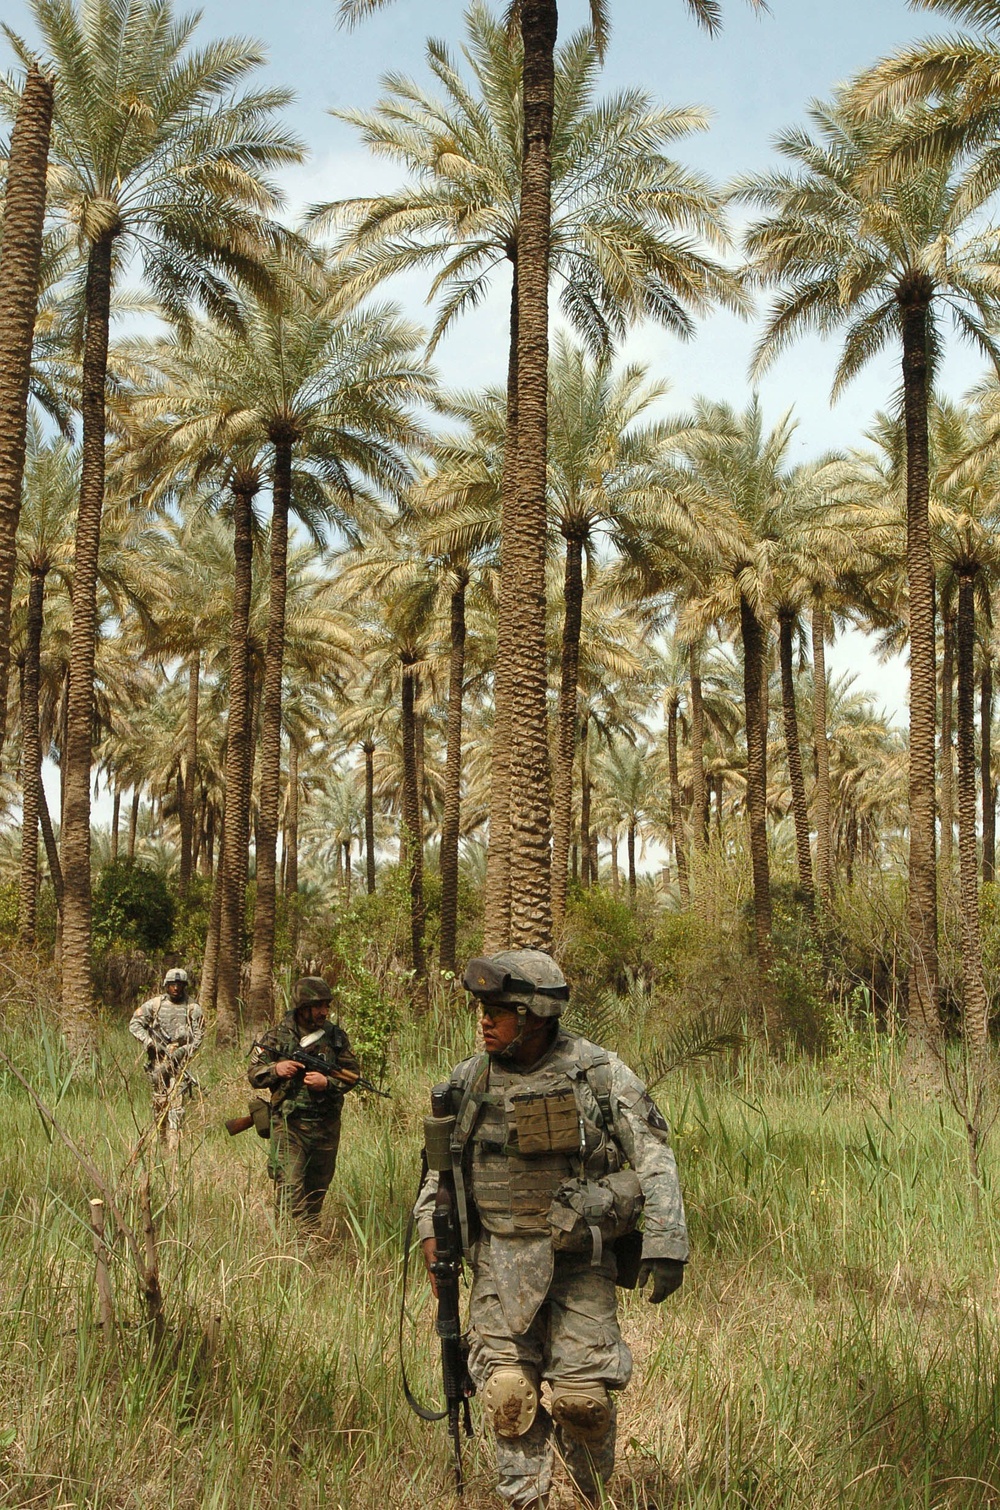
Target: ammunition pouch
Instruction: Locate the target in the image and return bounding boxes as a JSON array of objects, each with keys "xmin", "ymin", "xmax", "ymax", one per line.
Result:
[
  {"xmin": 509, "ymin": 1083, "xmax": 580, "ymax": 1155},
  {"xmin": 249, "ymin": 1097, "xmax": 271, "ymax": 1139},
  {"xmin": 547, "ymin": 1170, "xmax": 644, "ymax": 1265}
]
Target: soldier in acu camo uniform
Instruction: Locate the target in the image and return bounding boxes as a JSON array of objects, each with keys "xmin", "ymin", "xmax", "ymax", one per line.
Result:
[
  {"xmin": 129, "ymin": 967, "xmax": 205, "ymax": 1152},
  {"xmin": 416, "ymin": 949, "xmax": 688, "ymax": 1510},
  {"xmin": 248, "ymin": 976, "xmax": 360, "ymax": 1231}
]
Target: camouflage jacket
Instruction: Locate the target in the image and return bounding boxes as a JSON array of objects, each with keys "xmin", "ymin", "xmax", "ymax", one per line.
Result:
[
  {"xmin": 129, "ymin": 995, "xmax": 205, "ymax": 1063},
  {"xmin": 414, "ymin": 1029, "xmax": 688, "ymax": 1263},
  {"xmin": 248, "ymin": 1011, "xmax": 360, "ymax": 1125}
]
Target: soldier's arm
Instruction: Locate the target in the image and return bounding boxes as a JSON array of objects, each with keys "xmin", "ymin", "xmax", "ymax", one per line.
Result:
[
  {"xmin": 128, "ymin": 1002, "xmax": 155, "ymax": 1050},
  {"xmin": 247, "ymin": 1035, "xmax": 283, "ymax": 1090},
  {"xmin": 413, "ymin": 1165, "xmax": 438, "ymax": 1243},
  {"xmin": 609, "ymin": 1061, "xmax": 689, "ymax": 1262},
  {"xmin": 188, "ymin": 1005, "xmax": 205, "ymax": 1053}
]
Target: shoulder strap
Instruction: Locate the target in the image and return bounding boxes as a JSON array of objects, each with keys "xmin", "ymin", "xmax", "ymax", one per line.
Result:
[{"xmin": 584, "ymin": 1058, "xmax": 615, "ymax": 1136}]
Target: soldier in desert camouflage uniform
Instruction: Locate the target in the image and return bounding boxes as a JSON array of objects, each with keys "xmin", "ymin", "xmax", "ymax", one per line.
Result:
[
  {"xmin": 416, "ymin": 949, "xmax": 687, "ymax": 1510},
  {"xmin": 129, "ymin": 967, "xmax": 204, "ymax": 1152}
]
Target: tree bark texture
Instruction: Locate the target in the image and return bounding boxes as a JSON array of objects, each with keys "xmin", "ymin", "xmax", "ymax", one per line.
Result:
[
  {"xmin": 38, "ymin": 778, "xmax": 62, "ymax": 912},
  {"xmin": 179, "ymin": 653, "xmax": 199, "ymax": 894},
  {"xmin": 899, "ymin": 288, "xmax": 940, "ymax": 1046},
  {"xmin": 401, "ymin": 657, "xmax": 427, "ymax": 1006},
  {"xmin": 983, "ymin": 661, "xmax": 995, "ymax": 885},
  {"xmin": 61, "ymin": 231, "xmax": 115, "ymax": 1049},
  {"xmin": 0, "ymin": 66, "xmax": 53, "ymax": 752},
  {"xmin": 956, "ymin": 571, "xmax": 988, "ymax": 1068},
  {"xmin": 811, "ymin": 599, "xmax": 833, "ymax": 905},
  {"xmin": 439, "ymin": 577, "xmax": 467, "ymax": 976},
  {"xmin": 740, "ymin": 595, "xmax": 775, "ymax": 990},
  {"xmin": 110, "ymin": 785, "xmax": 120, "ymax": 865},
  {"xmin": 940, "ymin": 609, "xmax": 955, "ymax": 871},
  {"xmin": 285, "ymin": 740, "xmax": 298, "ymax": 899},
  {"xmin": 248, "ymin": 438, "xmax": 293, "ymax": 1027},
  {"xmin": 216, "ymin": 482, "xmax": 256, "ymax": 1044},
  {"xmin": 778, "ymin": 611, "xmax": 815, "ymax": 907},
  {"xmin": 552, "ymin": 530, "xmax": 585, "ymax": 932},
  {"xmin": 689, "ymin": 642, "xmax": 707, "ymax": 855},
  {"xmin": 627, "ymin": 821, "xmax": 636, "ymax": 903},
  {"xmin": 363, "ymin": 742, "xmax": 376, "ymax": 894},
  {"xmin": 128, "ymin": 787, "xmax": 139, "ymax": 860},
  {"xmin": 508, "ymin": 0, "xmax": 556, "ymax": 949},
  {"xmin": 666, "ymin": 693, "xmax": 690, "ymax": 907},
  {"xmin": 484, "ymin": 271, "xmax": 518, "ymax": 952},
  {"xmin": 579, "ymin": 715, "xmax": 592, "ymax": 890},
  {"xmin": 18, "ymin": 566, "xmax": 46, "ymax": 945}
]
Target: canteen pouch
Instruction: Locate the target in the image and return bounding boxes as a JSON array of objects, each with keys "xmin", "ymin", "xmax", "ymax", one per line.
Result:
[
  {"xmin": 509, "ymin": 1084, "xmax": 581, "ymax": 1155},
  {"xmin": 547, "ymin": 1170, "xmax": 644, "ymax": 1265},
  {"xmin": 249, "ymin": 1097, "xmax": 272, "ymax": 1139}
]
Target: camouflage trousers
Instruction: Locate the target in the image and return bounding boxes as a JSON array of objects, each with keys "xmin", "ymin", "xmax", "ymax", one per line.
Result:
[
  {"xmin": 147, "ymin": 1062, "xmax": 194, "ymax": 1135},
  {"xmin": 467, "ymin": 1238, "xmax": 632, "ymax": 1509},
  {"xmin": 269, "ymin": 1116, "xmax": 342, "ymax": 1230}
]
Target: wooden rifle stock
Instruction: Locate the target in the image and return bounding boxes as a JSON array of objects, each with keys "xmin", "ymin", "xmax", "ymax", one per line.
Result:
[{"xmin": 225, "ymin": 1114, "xmax": 253, "ymax": 1136}]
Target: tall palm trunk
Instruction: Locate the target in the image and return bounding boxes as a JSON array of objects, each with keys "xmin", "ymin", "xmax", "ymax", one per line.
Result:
[
  {"xmin": 579, "ymin": 714, "xmax": 592, "ymax": 889},
  {"xmin": 344, "ymin": 841, "xmax": 352, "ymax": 905},
  {"xmin": 61, "ymin": 228, "xmax": 116, "ymax": 1049},
  {"xmin": 38, "ymin": 779, "xmax": 62, "ymax": 912},
  {"xmin": 216, "ymin": 479, "xmax": 256, "ymax": 1044},
  {"xmin": 179, "ymin": 653, "xmax": 199, "ymax": 894},
  {"xmin": 18, "ymin": 564, "xmax": 46, "ymax": 946},
  {"xmin": 508, "ymin": 0, "xmax": 556, "ymax": 949},
  {"xmin": 401, "ymin": 656, "xmax": 427, "ymax": 1006},
  {"xmin": 689, "ymin": 642, "xmax": 707, "ymax": 855},
  {"xmin": 940, "ymin": 608, "xmax": 955, "ymax": 871},
  {"xmin": 627, "ymin": 821, "xmax": 636, "ymax": 903},
  {"xmin": 110, "ymin": 785, "xmax": 120, "ymax": 864},
  {"xmin": 128, "ymin": 786, "xmax": 140, "ymax": 860},
  {"xmin": 811, "ymin": 597, "xmax": 833, "ymax": 905},
  {"xmin": 899, "ymin": 281, "xmax": 940, "ymax": 1047},
  {"xmin": 0, "ymin": 66, "xmax": 53, "ymax": 752},
  {"xmin": 363, "ymin": 741, "xmax": 376, "ymax": 894},
  {"xmin": 740, "ymin": 594, "xmax": 774, "ymax": 997},
  {"xmin": 609, "ymin": 830, "xmax": 620, "ymax": 895},
  {"xmin": 956, "ymin": 570, "xmax": 988, "ymax": 1086},
  {"xmin": 666, "ymin": 692, "xmax": 690, "ymax": 907},
  {"xmin": 440, "ymin": 574, "xmax": 467, "ymax": 976},
  {"xmin": 553, "ymin": 528, "xmax": 585, "ymax": 930},
  {"xmin": 982, "ymin": 660, "xmax": 994, "ymax": 884},
  {"xmin": 778, "ymin": 610, "xmax": 815, "ymax": 907},
  {"xmin": 201, "ymin": 822, "xmax": 225, "ymax": 1014},
  {"xmin": 285, "ymin": 741, "xmax": 299, "ymax": 899},
  {"xmin": 483, "ymin": 273, "xmax": 518, "ymax": 952},
  {"xmin": 248, "ymin": 435, "xmax": 293, "ymax": 1026}
]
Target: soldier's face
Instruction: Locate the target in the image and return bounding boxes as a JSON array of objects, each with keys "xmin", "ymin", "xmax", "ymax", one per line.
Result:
[
  {"xmin": 297, "ymin": 1001, "xmax": 331, "ymax": 1032},
  {"xmin": 479, "ymin": 1002, "xmax": 520, "ymax": 1055},
  {"xmin": 165, "ymin": 981, "xmax": 185, "ymax": 1002}
]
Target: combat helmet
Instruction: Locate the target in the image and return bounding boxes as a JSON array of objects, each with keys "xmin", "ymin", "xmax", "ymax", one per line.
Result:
[
  {"xmin": 462, "ymin": 949, "xmax": 569, "ymax": 1017},
  {"xmin": 293, "ymin": 976, "xmax": 333, "ymax": 1007},
  {"xmin": 163, "ymin": 967, "xmax": 188, "ymax": 987}
]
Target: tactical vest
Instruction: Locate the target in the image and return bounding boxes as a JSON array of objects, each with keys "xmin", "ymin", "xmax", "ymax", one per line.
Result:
[{"xmin": 449, "ymin": 1037, "xmax": 622, "ymax": 1239}]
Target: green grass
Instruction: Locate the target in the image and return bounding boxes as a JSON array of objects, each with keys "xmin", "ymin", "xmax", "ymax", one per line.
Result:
[{"xmin": 2, "ymin": 1008, "xmax": 1000, "ymax": 1509}]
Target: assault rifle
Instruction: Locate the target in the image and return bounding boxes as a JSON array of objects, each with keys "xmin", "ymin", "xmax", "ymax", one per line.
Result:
[
  {"xmin": 402, "ymin": 1083, "xmax": 475, "ymax": 1495},
  {"xmin": 225, "ymin": 1029, "xmax": 389, "ymax": 1136}
]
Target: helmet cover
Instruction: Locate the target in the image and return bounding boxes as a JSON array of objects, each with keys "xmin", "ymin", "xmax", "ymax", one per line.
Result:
[
  {"xmin": 293, "ymin": 976, "xmax": 334, "ymax": 1007},
  {"xmin": 163, "ymin": 967, "xmax": 188, "ymax": 987},
  {"xmin": 462, "ymin": 949, "xmax": 569, "ymax": 1017}
]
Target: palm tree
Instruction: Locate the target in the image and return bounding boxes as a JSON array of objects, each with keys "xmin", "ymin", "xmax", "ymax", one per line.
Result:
[
  {"xmin": 738, "ymin": 90, "xmax": 1000, "ymax": 1049},
  {"xmin": 0, "ymin": 64, "xmax": 54, "ymax": 753},
  {"xmin": 331, "ymin": 1, "xmax": 745, "ymax": 949},
  {"xmin": 3, "ymin": 0, "xmax": 303, "ymax": 1045}
]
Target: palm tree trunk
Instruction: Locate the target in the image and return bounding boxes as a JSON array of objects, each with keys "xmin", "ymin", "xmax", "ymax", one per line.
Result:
[
  {"xmin": 553, "ymin": 530, "xmax": 585, "ymax": 931},
  {"xmin": 285, "ymin": 741, "xmax": 299, "ymax": 899},
  {"xmin": 18, "ymin": 565, "xmax": 46, "ymax": 946},
  {"xmin": 667, "ymin": 693, "xmax": 690, "ymax": 907},
  {"xmin": 610, "ymin": 830, "xmax": 620, "ymax": 896},
  {"xmin": 811, "ymin": 597, "xmax": 833, "ymax": 905},
  {"xmin": 38, "ymin": 778, "xmax": 62, "ymax": 912},
  {"xmin": 778, "ymin": 610, "xmax": 815, "ymax": 908},
  {"xmin": 61, "ymin": 229, "xmax": 115, "ymax": 1049},
  {"xmin": 440, "ymin": 575, "xmax": 467, "ymax": 976},
  {"xmin": 483, "ymin": 270, "xmax": 518, "ymax": 953},
  {"xmin": 179, "ymin": 653, "xmax": 199, "ymax": 895},
  {"xmin": 363, "ymin": 742, "xmax": 376, "ymax": 894},
  {"xmin": 982, "ymin": 660, "xmax": 994, "ymax": 885},
  {"xmin": 940, "ymin": 608, "xmax": 955, "ymax": 871},
  {"xmin": 415, "ymin": 699, "xmax": 426, "ymax": 830},
  {"xmin": 128, "ymin": 786, "xmax": 140, "ymax": 860},
  {"xmin": 248, "ymin": 437, "xmax": 293, "ymax": 1027},
  {"xmin": 217, "ymin": 480, "xmax": 256, "ymax": 1044},
  {"xmin": 201, "ymin": 821, "xmax": 224, "ymax": 1015},
  {"xmin": 110, "ymin": 785, "xmax": 120, "ymax": 865},
  {"xmin": 579, "ymin": 715, "xmax": 592, "ymax": 889},
  {"xmin": 401, "ymin": 656, "xmax": 427, "ymax": 1006},
  {"xmin": 957, "ymin": 570, "xmax": 988, "ymax": 1072},
  {"xmin": 508, "ymin": 0, "xmax": 556, "ymax": 950},
  {"xmin": 690, "ymin": 642, "xmax": 707, "ymax": 855},
  {"xmin": 627, "ymin": 821, "xmax": 636, "ymax": 903},
  {"xmin": 715, "ymin": 773, "xmax": 724, "ymax": 842},
  {"xmin": 344, "ymin": 841, "xmax": 352, "ymax": 906},
  {"xmin": 899, "ymin": 285, "xmax": 940, "ymax": 1047},
  {"xmin": 740, "ymin": 594, "xmax": 775, "ymax": 999},
  {"xmin": 0, "ymin": 66, "xmax": 53, "ymax": 753}
]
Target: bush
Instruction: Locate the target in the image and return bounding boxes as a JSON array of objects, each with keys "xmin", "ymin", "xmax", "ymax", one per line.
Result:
[{"xmin": 93, "ymin": 861, "xmax": 174, "ymax": 954}]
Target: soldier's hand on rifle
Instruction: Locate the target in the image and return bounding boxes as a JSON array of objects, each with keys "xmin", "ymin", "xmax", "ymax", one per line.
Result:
[
  {"xmin": 303, "ymin": 1070, "xmax": 330, "ymax": 1089},
  {"xmin": 637, "ymin": 1258, "xmax": 685, "ymax": 1303},
  {"xmin": 274, "ymin": 1059, "xmax": 301, "ymax": 1078},
  {"xmin": 422, "ymin": 1236, "xmax": 439, "ymax": 1297}
]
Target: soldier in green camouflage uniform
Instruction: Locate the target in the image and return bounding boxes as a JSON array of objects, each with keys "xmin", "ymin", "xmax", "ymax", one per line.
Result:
[
  {"xmin": 248, "ymin": 977, "xmax": 360, "ymax": 1231},
  {"xmin": 416, "ymin": 950, "xmax": 687, "ymax": 1510}
]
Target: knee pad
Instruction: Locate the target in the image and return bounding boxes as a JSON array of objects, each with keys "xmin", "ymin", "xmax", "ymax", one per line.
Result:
[
  {"xmin": 482, "ymin": 1365, "xmax": 539, "ymax": 1439},
  {"xmin": 550, "ymin": 1381, "xmax": 612, "ymax": 1442}
]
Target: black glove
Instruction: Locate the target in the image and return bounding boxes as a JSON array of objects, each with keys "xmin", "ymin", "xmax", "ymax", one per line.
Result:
[{"xmin": 636, "ymin": 1258, "xmax": 685, "ymax": 1304}]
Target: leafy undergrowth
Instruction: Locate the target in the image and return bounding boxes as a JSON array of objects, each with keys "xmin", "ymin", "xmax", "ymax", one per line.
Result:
[{"xmin": 1, "ymin": 1008, "xmax": 999, "ymax": 1509}]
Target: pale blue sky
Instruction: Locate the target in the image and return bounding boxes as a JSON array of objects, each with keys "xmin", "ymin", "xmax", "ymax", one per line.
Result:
[{"xmin": 6, "ymin": 0, "xmax": 969, "ymax": 719}]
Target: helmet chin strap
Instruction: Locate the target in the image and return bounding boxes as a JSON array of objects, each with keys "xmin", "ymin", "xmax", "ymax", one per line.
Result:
[{"xmin": 492, "ymin": 1003, "xmax": 530, "ymax": 1060}]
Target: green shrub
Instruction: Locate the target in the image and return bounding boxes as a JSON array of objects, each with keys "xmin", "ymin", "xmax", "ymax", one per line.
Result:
[{"xmin": 93, "ymin": 861, "xmax": 174, "ymax": 953}]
